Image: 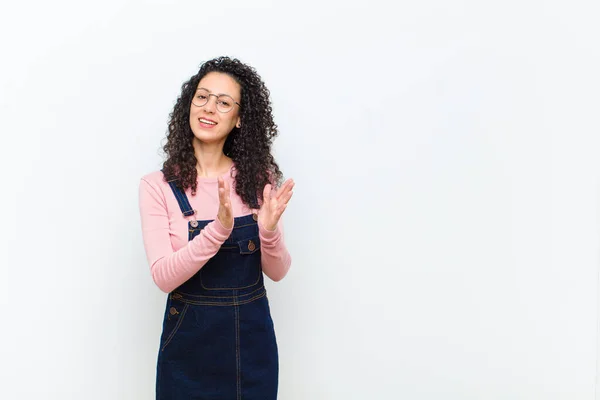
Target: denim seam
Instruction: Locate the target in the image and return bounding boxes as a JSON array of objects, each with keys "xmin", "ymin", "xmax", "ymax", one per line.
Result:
[
  {"xmin": 169, "ymin": 181, "xmax": 194, "ymax": 215},
  {"xmin": 234, "ymin": 293, "xmax": 241, "ymax": 400},
  {"xmin": 175, "ymin": 286, "xmax": 264, "ymax": 299},
  {"xmin": 232, "ymin": 222, "xmax": 256, "ymax": 229},
  {"xmin": 189, "ymin": 220, "xmax": 257, "ymax": 232},
  {"xmin": 172, "ymin": 185, "xmax": 184, "ymax": 210},
  {"xmin": 193, "ymin": 243, "xmax": 260, "ymax": 252},
  {"xmin": 189, "ymin": 224, "xmax": 257, "ymax": 238},
  {"xmin": 169, "ymin": 182, "xmax": 186, "ymax": 212},
  {"xmin": 178, "ymin": 292, "xmax": 266, "ymax": 306},
  {"xmin": 160, "ymin": 303, "xmax": 189, "ymax": 351}
]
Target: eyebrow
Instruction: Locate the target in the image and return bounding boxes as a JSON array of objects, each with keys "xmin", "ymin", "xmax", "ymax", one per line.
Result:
[{"xmin": 196, "ymin": 87, "xmax": 232, "ymax": 97}]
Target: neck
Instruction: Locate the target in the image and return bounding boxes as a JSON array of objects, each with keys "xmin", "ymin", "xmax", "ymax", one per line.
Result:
[{"xmin": 192, "ymin": 138, "xmax": 233, "ymax": 178}]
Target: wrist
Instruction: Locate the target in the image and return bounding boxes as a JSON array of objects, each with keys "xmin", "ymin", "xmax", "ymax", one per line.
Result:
[
  {"xmin": 258, "ymin": 218, "xmax": 277, "ymax": 232},
  {"xmin": 216, "ymin": 216, "xmax": 234, "ymax": 231},
  {"xmin": 259, "ymin": 220, "xmax": 279, "ymax": 238}
]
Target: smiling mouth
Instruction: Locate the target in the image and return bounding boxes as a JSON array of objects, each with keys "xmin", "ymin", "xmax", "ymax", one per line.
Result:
[{"xmin": 199, "ymin": 118, "xmax": 217, "ymax": 125}]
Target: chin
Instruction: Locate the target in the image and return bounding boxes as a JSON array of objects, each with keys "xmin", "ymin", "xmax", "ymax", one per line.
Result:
[{"xmin": 192, "ymin": 131, "xmax": 227, "ymax": 144}]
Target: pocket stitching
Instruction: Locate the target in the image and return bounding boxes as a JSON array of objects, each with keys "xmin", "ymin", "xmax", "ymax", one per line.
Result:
[
  {"xmin": 238, "ymin": 236, "xmax": 261, "ymax": 255},
  {"xmin": 200, "ymin": 236, "xmax": 262, "ymax": 290},
  {"xmin": 160, "ymin": 303, "xmax": 189, "ymax": 352}
]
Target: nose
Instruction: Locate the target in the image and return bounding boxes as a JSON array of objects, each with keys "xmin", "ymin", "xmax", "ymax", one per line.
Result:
[{"xmin": 202, "ymin": 94, "xmax": 218, "ymax": 113}]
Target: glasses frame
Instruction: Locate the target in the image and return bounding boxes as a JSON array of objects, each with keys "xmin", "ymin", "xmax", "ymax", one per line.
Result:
[{"xmin": 192, "ymin": 90, "xmax": 241, "ymax": 114}]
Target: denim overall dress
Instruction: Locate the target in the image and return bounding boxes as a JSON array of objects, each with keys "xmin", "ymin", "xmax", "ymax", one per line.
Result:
[{"xmin": 156, "ymin": 178, "xmax": 279, "ymax": 400}]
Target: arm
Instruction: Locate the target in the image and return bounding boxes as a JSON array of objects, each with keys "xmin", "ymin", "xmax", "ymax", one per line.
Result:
[
  {"xmin": 139, "ymin": 178, "xmax": 233, "ymax": 293},
  {"xmin": 256, "ymin": 176, "xmax": 295, "ymax": 282},
  {"xmin": 259, "ymin": 218, "xmax": 292, "ymax": 282}
]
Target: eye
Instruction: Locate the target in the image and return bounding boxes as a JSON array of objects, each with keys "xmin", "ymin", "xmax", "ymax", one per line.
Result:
[
  {"xmin": 196, "ymin": 94, "xmax": 208, "ymax": 100},
  {"xmin": 218, "ymin": 99, "xmax": 232, "ymax": 107}
]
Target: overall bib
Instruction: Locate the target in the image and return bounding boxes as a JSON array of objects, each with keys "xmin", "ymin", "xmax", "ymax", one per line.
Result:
[{"xmin": 156, "ymin": 178, "xmax": 279, "ymax": 400}]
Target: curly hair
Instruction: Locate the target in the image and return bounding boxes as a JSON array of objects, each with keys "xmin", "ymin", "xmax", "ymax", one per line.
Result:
[{"xmin": 161, "ymin": 56, "xmax": 283, "ymax": 209}]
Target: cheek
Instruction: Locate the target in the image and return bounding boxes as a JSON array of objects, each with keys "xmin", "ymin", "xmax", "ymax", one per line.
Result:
[{"xmin": 221, "ymin": 115, "xmax": 237, "ymax": 127}]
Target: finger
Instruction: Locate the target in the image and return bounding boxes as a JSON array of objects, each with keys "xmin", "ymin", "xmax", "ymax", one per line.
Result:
[
  {"xmin": 275, "ymin": 187, "xmax": 294, "ymax": 205},
  {"xmin": 281, "ymin": 190, "xmax": 293, "ymax": 205},
  {"xmin": 262, "ymin": 183, "xmax": 272, "ymax": 205},
  {"xmin": 219, "ymin": 189, "xmax": 228, "ymax": 208},
  {"xmin": 217, "ymin": 177, "xmax": 225, "ymax": 203},
  {"xmin": 218, "ymin": 178, "xmax": 230, "ymax": 208},
  {"xmin": 278, "ymin": 179, "xmax": 294, "ymax": 193},
  {"xmin": 275, "ymin": 203, "xmax": 288, "ymax": 219},
  {"xmin": 277, "ymin": 179, "xmax": 295, "ymax": 199},
  {"xmin": 223, "ymin": 178, "xmax": 231, "ymax": 198}
]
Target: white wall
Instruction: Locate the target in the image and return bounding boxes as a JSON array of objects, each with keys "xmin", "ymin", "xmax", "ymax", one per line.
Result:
[{"xmin": 1, "ymin": 1, "xmax": 599, "ymax": 399}]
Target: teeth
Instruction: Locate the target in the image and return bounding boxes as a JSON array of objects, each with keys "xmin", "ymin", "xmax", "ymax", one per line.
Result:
[{"xmin": 199, "ymin": 118, "xmax": 216, "ymax": 125}]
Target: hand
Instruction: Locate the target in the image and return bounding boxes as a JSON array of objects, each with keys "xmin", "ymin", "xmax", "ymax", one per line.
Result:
[
  {"xmin": 258, "ymin": 178, "xmax": 294, "ymax": 231},
  {"xmin": 217, "ymin": 177, "xmax": 234, "ymax": 229}
]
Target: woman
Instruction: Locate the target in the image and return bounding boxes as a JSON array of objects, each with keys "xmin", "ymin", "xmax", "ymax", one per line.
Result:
[{"xmin": 138, "ymin": 56, "xmax": 294, "ymax": 400}]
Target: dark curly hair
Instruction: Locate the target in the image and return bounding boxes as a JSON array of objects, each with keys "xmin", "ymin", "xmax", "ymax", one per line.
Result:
[{"xmin": 161, "ymin": 56, "xmax": 283, "ymax": 209}]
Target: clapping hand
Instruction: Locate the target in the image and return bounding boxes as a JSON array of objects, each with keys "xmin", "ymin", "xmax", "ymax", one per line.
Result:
[
  {"xmin": 258, "ymin": 178, "xmax": 294, "ymax": 231},
  {"xmin": 216, "ymin": 177, "xmax": 234, "ymax": 229}
]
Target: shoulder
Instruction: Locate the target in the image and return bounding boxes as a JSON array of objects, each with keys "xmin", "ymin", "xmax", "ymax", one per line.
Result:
[
  {"xmin": 139, "ymin": 170, "xmax": 169, "ymax": 200},
  {"xmin": 140, "ymin": 170, "xmax": 166, "ymax": 185}
]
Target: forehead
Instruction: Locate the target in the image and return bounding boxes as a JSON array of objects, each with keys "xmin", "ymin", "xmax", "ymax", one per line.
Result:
[{"xmin": 196, "ymin": 72, "xmax": 241, "ymax": 98}]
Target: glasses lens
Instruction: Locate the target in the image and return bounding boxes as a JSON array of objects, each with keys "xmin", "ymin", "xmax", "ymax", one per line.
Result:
[
  {"xmin": 216, "ymin": 95, "xmax": 235, "ymax": 113},
  {"xmin": 192, "ymin": 89, "xmax": 209, "ymax": 107}
]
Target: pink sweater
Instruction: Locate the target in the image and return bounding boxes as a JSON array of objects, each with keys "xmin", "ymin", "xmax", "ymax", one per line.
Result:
[{"xmin": 138, "ymin": 166, "xmax": 292, "ymax": 293}]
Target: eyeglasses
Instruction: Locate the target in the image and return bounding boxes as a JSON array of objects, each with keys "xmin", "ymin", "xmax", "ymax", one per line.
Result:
[{"xmin": 191, "ymin": 89, "xmax": 241, "ymax": 113}]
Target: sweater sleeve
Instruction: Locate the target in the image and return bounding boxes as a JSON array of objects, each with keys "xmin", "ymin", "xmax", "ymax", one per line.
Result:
[
  {"xmin": 258, "ymin": 218, "xmax": 292, "ymax": 282},
  {"xmin": 139, "ymin": 178, "xmax": 233, "ymax": 293}
]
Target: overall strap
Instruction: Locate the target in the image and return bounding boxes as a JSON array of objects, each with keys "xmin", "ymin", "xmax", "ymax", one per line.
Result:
[{"xmin": 163, "ymin": 172, "xmax": 195, "ymax": 217}]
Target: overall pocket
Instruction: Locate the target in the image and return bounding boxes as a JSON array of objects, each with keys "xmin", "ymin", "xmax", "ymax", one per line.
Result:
[
  {"xmin": 200, "ymin": 236, "xmax": 262, "ymax": 290},
  {"xmin": 160, "ymin": 297, "xmax": 190, "ymax": 352}
]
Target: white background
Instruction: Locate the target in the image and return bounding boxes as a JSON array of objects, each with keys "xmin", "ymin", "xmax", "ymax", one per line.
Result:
[{"xmin": 1, "ymin": 1, "xmax": 599, "ymax": 399}]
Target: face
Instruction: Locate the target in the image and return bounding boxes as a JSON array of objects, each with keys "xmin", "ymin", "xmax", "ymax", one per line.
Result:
[{"xmin": 189, "ymin": 72, "xmax": 242, "ymax": 145}]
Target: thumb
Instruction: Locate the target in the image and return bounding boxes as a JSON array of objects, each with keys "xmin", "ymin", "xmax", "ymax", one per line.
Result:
[
  {"xmin": 218, "ymin": 177, "xmax": 231, "ymax": 206},
  {"xmin": 262, "ymin": 183, "xmax": 272, "ymax": 207}
]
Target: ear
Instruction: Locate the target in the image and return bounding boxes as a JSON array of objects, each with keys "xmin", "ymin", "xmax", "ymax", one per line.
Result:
[{"xmin": 236, "ymin": 116, "xmax": 241, "ymax": 128}]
